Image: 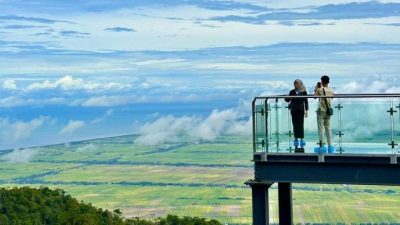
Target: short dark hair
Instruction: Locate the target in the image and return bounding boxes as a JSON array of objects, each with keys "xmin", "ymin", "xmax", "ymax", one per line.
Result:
[{"xmin": 321, "ymin": 75, "xmax": 330, "ymax": 84}]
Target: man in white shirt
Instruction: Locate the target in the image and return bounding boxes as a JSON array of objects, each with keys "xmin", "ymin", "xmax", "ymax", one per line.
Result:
[{"xmin": 314, "ymin": 75, "xmax": 335, "ymax": 153}]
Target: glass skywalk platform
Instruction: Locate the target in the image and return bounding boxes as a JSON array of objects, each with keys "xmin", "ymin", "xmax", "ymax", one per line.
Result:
[
  {"xmin": 247, "ymin": 94, "xmax": 400, "ymax": 225},
  {"xmin": 253, "ymin": 94, "xmax": 400, "ymax": 155}
]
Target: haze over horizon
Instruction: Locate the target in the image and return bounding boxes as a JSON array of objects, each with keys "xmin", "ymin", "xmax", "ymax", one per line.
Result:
[{"xmin": 1, "ymin": 0, "xmax": 400, "ymax": 149}]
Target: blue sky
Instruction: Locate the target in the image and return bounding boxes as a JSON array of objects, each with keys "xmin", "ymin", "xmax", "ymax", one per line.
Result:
[{"xmin": 1, "ymin": 0, "xmax": 400, "ymax": 149}]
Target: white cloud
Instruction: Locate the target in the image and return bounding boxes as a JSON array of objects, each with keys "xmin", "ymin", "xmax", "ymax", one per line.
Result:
[
  {"xmin": 253, "ymin": 0, "xmax": 382, "ymax": 9},
  {"xmin": 81, "ymin": 95, "xmax": 133, "ymax": 107},
  {"xmin": 0, "ymin": 96, "xmax": 28, "ymax": 108},
  {"xmin": 0, "ymin": 96, "xmax": 67, "ymax": 108},
  {"xmin": 76, "ymin": 143, "xmax": 97, "ymax": 151},
  {"xmin": 0, "ymin": 116, "xmax": 49, "ymax": 141},
  {"xmin": 339, "ymin": 75, "xmax": 400, "ymax": 94},
  {"xmin": 3, "ymin": 3, "xmax": 398, "ymax": 52},
  {"xmin": 135, "ymin": 101, "xmax": 252, "ymax": 145},
  {"xmin": 135, "ymin": 115, "xmax": 200, "ymax": 145},
  {"xmin": 2, "ymin": 79, "xmax": 17, "ymax": 90},
  {"xmin": 132, "ymin": 59, "xmax": 186, "ymax": 66},
  {"xmin": 226, "ymin": 117, "xmax": 253, "ymax": 135},
  {"xmin": 1, "ymin": 1, "xmax": 400, "ymax": 55},
  {"xmin": 193, "ymin": 108, "xmax": 246, "ymax": 140},
  {"xmin": 64, "ymin": 142, "xmax": 71, "ymax": 148},
  {"xmin": 80, "ymin": 94, "xmax": 210, "ymax": 107},
  {"xmin": 338, "ymin": 74, "xmax": 400, "ymax": 140},
  {"xmin": 91, "ymin": 109, "xmax": 114, "ymax": 124},
  {"xmin": 196, "ymin": 63, "xmax": 276, "ymax": 71},
  {"xmin": 1, "ymin": 148, "xmax": 38, "ymax": 163},
  {"xmin": 26, "ymin": 75, "xmax": 131, "ymax": 92},
  {"xmin": 59, "ymin": 120, "xmax": 85, "ymax": 135},
  {"xmin": 27, "ymin": 76, "xmax": 79, "ymax": 90}
]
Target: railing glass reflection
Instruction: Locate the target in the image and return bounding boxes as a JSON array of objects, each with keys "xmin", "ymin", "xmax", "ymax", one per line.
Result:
[{"xmin": 253, "ymin": 94, "xmax": 400, "ymax": 154}]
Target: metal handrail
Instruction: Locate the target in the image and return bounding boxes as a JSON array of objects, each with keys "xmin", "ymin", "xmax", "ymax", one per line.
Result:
[{"xmin": 254, "ymin": 93, "xmax": 400, "ymax": 100}]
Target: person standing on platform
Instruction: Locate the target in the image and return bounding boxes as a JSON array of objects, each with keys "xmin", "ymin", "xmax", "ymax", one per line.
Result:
[
  {"xmin": 285, "ymin": 79, "xmax": 308, "ymax": 150},
  {"xmin": 314, "ymin": 75, "xmax": 335, "ymax": 153}
]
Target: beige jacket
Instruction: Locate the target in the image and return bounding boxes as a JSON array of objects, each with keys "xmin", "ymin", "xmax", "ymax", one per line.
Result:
[{"xmin": 315, "ymin": 86, "xmax": 334, "ymax": 112}]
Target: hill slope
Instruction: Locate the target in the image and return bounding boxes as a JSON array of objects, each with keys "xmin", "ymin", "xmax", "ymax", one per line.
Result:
[{"xmin": 0, "ymin": 186, "xmax": 221, "ymax": 225}]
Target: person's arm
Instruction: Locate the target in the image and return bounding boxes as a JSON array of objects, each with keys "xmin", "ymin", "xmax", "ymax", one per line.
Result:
[
  {"xmin": 304, "ymin": 91, "xmax": 309, "ymax": 117},
  {"xmin": 304, "ymin": 91, "xmax": 309, "ymax": 110},
  {"xmin": 314, "ymin": 88, "xmax": 322, "ymax": 96},
  {"xmin": 284, "ymin": 90, "xmax": 294, "ymax": 102},
  {"xmin": 325, "ymin": 88, "xmax": 334, "ymax": 101},
  {"xmin": 313, "ymin": 85, "xmax": 320, "ymax": 99}
]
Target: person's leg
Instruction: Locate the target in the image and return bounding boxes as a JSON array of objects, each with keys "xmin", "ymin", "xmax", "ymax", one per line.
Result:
[
  {"xmin": 298, "ymin": 111, "xmax": 305, "ymax": 139},
  {"xmin": 325, "ymin": 116, "xmax": 335, "ymax": 153},
  {"xmin": 298, "ymin": 111, "xmax": 306, "ymax": 147},
  {"xmin": 315, "ymin": 111, "xmax": 327, "ymax": 153},
  {"xmin": 291, "ymin": 111, "xmax": 300, "ymax": 138},
  {"xmin": 317, "ymin": 111, "xmax": 324, "ymax": 146},
  {"xmin": 324, "ymin": 116, "xmax": 332, "ymax": 146},
  {"xmin": 291, "ymin": 111, "xmax": 300, "ymax": 147}
]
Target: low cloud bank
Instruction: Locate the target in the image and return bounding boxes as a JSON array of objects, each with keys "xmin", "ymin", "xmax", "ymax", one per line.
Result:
[
  {"xmin": 77, "ymin": 143, "xmax": 97, "ymax": 151},
  {"xmin": 0, "ymin": 116, "xmax": 50, "ymax": 141},
  {"xmin": 59, "ymin": 120, "xmax": 85, "ymax": 135},
  {"xmin": 339, "ymin": 75, "xmax": 400, "ymax": 93},
  {"xmin": 135, "ymin": 101, "xmax": 251, "ymax": 145},
  {"xmin": 1, "ymin": 148, "xmax": 38, "ymax": 163}
]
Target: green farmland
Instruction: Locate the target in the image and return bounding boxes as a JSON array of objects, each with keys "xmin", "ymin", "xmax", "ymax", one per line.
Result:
[{"xmin": 1, "ymin": 135, "xmax": 400, "ymax": 224}]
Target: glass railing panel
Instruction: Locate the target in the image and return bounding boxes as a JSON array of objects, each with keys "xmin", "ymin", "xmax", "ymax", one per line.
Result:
[
  {"xmin": 254, "ymin": 99, "xmax": 288, "ymax": 153},
  {"xmin": 269, "ymin": 101, "xmax": 287, "ymax": 153},
  {"xmin": 332, "ymin": 99, "xmax": 395, "ymax": 154},
  {"xmin": 253, "ymin": 96, "xmax": 400, "ymax": 155},
  {"xmin": 254, "ymin": 102, "xmax": 268, "ymax": 152}
]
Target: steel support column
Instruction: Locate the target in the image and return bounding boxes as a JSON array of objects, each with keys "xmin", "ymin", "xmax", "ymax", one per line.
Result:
[
  {"xmin": 278, "ymin": 182, "xmax": 293, "ymax": 225},
  {"xmin": 249, "ymin": 182, "xmax": 272, "ymax": 225}
]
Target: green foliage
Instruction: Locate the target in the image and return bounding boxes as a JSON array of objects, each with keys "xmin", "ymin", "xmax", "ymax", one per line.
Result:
[
  {"xmin": 125, "ymin": 215, "xmax": 221, "ymax": 225},
  {"xmin": 0, "ymin": 186, "xmax": 124, "ymax": 225},
  {"xmin": 0, "ymin": 187, "xmax": 222, "ymax": 225}
]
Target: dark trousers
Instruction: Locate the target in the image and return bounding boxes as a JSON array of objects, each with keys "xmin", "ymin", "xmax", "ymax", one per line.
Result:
[{"xmin": 291, "ymin": 110, "xmax": 304, "ymax": 139}]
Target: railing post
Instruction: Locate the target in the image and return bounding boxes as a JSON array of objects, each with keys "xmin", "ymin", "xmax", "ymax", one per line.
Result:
[
  {"xmin": 275, "ymin": 98, "xmax": 280, "ymax": 152},
  {"xmin": 397, "ymin": 102, "xmax": 400, "ymax": 154},
  {"xmin": 285, "ymin": 105, "xmax": 293, "ymax": 153},
  {"xmin": 265, "ymin": 98, "xmax": 269, "ymax": 152},
  {"xmin": 253, "ymin": 98, "xmax": 270, "ymax": 153},
  {"xmin": 335, "ymin": 103, "xmax": 344, "ymax": 154},
  {"xmin": 388, "ymin": 99, "xmax": 398, "ymax": 153},
  {"xmin": 252, "ymin": 98, "xmax": 256, "ymax": 153}
]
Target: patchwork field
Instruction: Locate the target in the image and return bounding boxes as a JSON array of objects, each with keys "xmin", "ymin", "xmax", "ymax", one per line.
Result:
[{"xmin": 1, "ymin": 134, "xmax": 400, "ymax": 224}]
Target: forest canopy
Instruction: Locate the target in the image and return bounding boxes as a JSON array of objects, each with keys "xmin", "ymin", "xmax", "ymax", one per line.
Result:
[{"xmin": 0, "ymin": 187, "xmax": 222, "ymax": 225}]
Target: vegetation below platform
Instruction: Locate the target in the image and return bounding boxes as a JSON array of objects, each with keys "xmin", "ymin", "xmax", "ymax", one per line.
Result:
[{"xmin": 0, "ymin": 186, "xmax": 221, "ymax": 225}]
